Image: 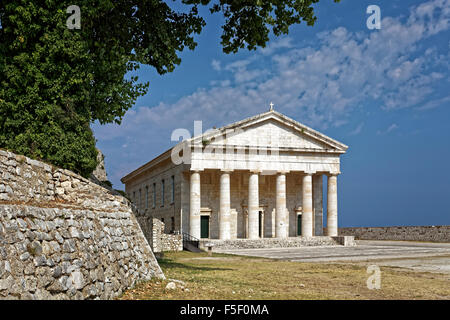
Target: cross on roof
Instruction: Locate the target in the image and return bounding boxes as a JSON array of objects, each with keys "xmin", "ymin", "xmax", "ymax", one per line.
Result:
[{"xmin": 269, "ymin": 102, "xmax": 274, "ymax": 111}]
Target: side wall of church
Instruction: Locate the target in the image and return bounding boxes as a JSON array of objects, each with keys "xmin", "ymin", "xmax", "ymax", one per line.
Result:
[{"xmin": 125, "ymin": 159, "xmax": 183, "ymax": 234}]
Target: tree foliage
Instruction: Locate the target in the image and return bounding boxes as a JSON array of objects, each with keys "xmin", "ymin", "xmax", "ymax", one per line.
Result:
[{"xmin": 0, "ymin": 0, "xmax": 337, "ymax": 177}]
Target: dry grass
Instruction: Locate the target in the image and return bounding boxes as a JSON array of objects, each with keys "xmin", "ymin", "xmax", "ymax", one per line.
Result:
[{"xmin": 119, "ymin": 251, "xmax": 450, "ymax": 300}]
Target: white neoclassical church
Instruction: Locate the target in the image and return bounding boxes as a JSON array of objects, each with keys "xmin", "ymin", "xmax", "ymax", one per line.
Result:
[{"xmin": 121, "ymin": 107, "xmax": 348, "ymax": 241}]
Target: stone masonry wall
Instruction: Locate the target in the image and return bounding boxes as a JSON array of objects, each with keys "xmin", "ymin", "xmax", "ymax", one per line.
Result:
[
  {"xmin": 202, "ymin": 236, "xmax": 355, "ymax": 251},
  {"xmin": 134, "ymin": 212, "xmax": 182, "ymax": 253},
  {"xmin": 0, "ymin": 149, "xmax": 164, "ymax": 300},
  {"xmin": 339, "ymin": 226, "xmax": 450, "ymax": 242},
  {"xmin": 151, "ymin": 218, "xmax": 182, "ymax": 253}
]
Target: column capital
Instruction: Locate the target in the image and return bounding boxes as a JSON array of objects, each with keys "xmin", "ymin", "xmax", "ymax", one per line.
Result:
[
  {"xmin": 190, "ymin": 169, "xmax": 204, "ymax": 173},
  {"xmin": 327, "ymin": 172, "xmax": 340, "ymax": 177},
  {"xmin": 220, "ymin": 169, "xmax": 233, "ymax": 173},
  {"xmin": 303, "ymin": 171, "xmax": 315, "ymax": 176},
  {"xmin": 277, "ymin": 170, "xmax": 290, "ymax": 175},
  {"xmin": 249, "ymin": 169, "xmax": 262, "ymax": 174},
  {"xmin": 313, "ymin": 172, "xmax": 325, "ymax": 177}
]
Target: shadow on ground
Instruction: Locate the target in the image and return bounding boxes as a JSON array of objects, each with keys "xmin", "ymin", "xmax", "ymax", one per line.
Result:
[{"xmin": 157, "ymin": 257, "xmax": 234, "ymax": 272}]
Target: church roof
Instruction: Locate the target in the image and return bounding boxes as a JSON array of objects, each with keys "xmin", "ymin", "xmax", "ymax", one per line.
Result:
[{"xmin": 189, "ymin": 109, "xmax": 348, "ymax": 152}]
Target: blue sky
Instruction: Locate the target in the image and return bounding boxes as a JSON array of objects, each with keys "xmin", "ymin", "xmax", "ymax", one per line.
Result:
[{"xmin": 92, "ymin": 0, "xmax": 450, "ymax": 227}]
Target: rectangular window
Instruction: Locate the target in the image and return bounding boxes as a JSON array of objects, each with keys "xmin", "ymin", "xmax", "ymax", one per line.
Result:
[
  {"xmin": 161, "ymin": 179, "xmax": 165, "ymax": 206},
  {"xmin": 145, "ymin": 186, "xmax": 149, "ymax": 209},
  {"xmin": 152, "ymin": 183, "xmax": 156, "ymax": 208},
  {"xmin": 138, "ymin": 188, "xmax": 141, "ymax": 209},
  {"xmin": 171, "ymin": 175, "xmax": 175, "ymax": 204},
  {"xmin": 133, "ymin": 191, "xmax": 136, "ymax": 204},
  {"xmin": 171, "ymin": 216, "xmax": 175, "ymax": 233}
]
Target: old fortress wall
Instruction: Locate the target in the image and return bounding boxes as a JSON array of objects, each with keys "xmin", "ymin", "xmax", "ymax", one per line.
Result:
[
  {"xmin": 339, "ymin": 226, "xmax": 450, "ymax": 242},
  {"xmin": 0, "ymin": 149, "xmax": 164, "ymax": 300}
]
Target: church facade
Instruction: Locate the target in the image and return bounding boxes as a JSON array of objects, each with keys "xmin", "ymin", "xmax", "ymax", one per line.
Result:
[{"xmin": 121, "ymin": 109, "xmax": 348, "ymax": 240}]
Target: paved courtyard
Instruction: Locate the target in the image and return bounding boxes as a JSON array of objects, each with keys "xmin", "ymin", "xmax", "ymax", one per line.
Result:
[{"xmin": 215, "ymin": 240, "xmax": 450, "ymax": 274}]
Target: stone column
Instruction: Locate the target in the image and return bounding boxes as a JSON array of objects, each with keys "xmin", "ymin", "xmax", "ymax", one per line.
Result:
[
  {"xmin": 248, "ymin": 172, "xmax": 259, "ymax": 239},
  {"xmin": 327, "ymin": 174, "xmax": 338, "ymax": 236},
  {"xmin": 275, "ymin": 172, "xmax": 288, "ymax": 238},
  {"xmin": 313, "ymin": 174, "xmax": 323, "ymax": 236},
  {"xmin": 301, "ymin": 173, "xmax": 313, "ymax": 237},
  {"xmin": 189, "ymin": 171, "xmax": 201, "ymax": 239},
  {"xmin": 219, "ymin": 170, "xmax": 231, "ymax": 240}
]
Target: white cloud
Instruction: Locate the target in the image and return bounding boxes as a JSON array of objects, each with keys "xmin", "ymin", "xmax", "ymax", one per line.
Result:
[
  {"xmin": 415, "ymin": 95, "xmax": 450, "ymax": 110},
  {"xmin": 387, "ymin": 123, "xmax": 399, "ymax": 133},
  {"xmin": 349, "ymin": 122, "xmax": 364, "ymax": 136},
  {"xmin": 260, "ymin": 37, "xmax": 294, "ymax": 55},
  {"xmin": 211, "ymin": 59, "xmax": 221, "ymax": 71},
  {"xmin": 377, "ymin": 123, "xmax": 399, "ymax": 135}
]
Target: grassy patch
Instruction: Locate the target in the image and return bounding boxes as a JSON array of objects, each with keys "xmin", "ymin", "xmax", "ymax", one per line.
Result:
[{"xmin": 119, "ymin": 251, "xmax": 450, "ymax": 300}]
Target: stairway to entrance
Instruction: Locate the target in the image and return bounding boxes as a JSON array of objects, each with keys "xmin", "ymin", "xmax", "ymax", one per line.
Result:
[{"xmin": 182, "ymin": 232, "xmax": 203, "ymax": 252}]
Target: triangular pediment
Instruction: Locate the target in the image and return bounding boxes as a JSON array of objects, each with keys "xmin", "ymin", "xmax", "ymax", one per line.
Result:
[{"xmin": 190, "ymin": 110, "xmax": 348, "ymax": 153}]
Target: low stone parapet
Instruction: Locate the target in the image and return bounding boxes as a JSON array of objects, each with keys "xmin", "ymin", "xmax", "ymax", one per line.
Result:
[
  {"xmin": 134, "ymin": 215, "xmax": 183, "ymax": 253},
  {"xmin": 199, "ymin": 236, "xmax": 355, "ymax": 250},
  {"xmin": 150, "ymin": 218, "xmax": 183, "ymax": 253},
  {"xmin": 332, "ymin": 236, "xmax": 356, "ymax": 246},
  {"xmin": 339, "ymin": 226, "xmax": 450, "ymax": 242}
]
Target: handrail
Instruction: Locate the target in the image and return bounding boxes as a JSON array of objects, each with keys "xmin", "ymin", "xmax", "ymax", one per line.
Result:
[
  {"xmin": 182, "ymin": 232, "xmax": 200, "ymax": 242},
  {"xmin": 182, "ymin": 232, "xmax": 200, "ymax": 248}
]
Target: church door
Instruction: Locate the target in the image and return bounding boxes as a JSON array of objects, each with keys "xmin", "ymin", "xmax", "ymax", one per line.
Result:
[
  {"xmin": 200, "ymin": 216, "xmax": 209, "ymax": 239},
  {"xmin": 258, "ymin": 211, "xmax": 263, "ymax": 238},
  {"xmin": 297, "ymin": 214, "xmax": 302, "ymax": 236}
]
